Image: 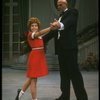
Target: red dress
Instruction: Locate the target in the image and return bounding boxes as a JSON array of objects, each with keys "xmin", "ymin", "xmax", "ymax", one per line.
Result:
[{"xmin": 26, "ymin": 32, "xmax": 48, "ymax": 78}]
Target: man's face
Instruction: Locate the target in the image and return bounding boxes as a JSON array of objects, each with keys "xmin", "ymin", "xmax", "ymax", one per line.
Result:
[{"xmin": 57, "ymin": 1, "xmax": 67, "ymax": 13}]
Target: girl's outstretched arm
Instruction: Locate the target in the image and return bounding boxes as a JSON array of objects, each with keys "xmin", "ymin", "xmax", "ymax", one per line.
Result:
[{"xmin": 34, "ymin": 27, "xmax": 51, "ymax": 38}]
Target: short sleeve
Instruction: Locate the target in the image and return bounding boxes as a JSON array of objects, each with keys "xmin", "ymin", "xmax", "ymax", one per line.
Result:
[{"xmin": 31, "ymin": 32, "xmax": 36, "ymax": 39}]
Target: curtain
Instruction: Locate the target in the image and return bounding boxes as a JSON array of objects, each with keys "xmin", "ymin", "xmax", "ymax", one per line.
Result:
[
  {"xmin": 19, "ymin": 0, "xmax": 29, "ymax": 34},
  {"xmin": 68, "ymin": 0, "xmax": 76, "ymax": 8},
  {"xmin": 19, "ymin": 0, "xmax": 30, "ymax": 55}
]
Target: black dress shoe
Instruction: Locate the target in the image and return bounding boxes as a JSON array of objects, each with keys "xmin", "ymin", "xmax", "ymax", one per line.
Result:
[
  {"xmin": 15, "ymin": 89, "xmax": 21, "ymax": 100},
  {"xmin": 55, "ymin": 97, "xmax": 64, "ymax": 100},
  {"xmin": 55, "ymin": 98, "xmax": 63, "ymax": 100},
  {"xmin": 55, "ymin": 95, "xmax": 67, "ymax": 100},
  {"xmin": 55, "ymin": 98, "xmax": 60, "ymax": 100}
]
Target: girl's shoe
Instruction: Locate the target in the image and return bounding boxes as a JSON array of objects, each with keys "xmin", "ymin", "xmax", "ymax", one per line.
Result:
[{"xmin": 15, "ymin": 89, "xmax": 21, "ymax": 100}]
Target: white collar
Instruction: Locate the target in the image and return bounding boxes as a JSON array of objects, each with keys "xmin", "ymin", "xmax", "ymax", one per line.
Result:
[{"xmin": 64, "ymin": 8, "xmax": 68, "ymax": 12}]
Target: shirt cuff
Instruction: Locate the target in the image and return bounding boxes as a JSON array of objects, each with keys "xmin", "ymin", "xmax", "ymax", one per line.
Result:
[
  {"xmin": 31, "ymin": 32, "xmax": 36, "ymax": 39},
  {"xmin": 58, "ymin": 22, "xmax": 64, "ymax": 30}
]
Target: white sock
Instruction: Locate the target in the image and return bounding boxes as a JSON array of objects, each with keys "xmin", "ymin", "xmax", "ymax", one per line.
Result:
[
  {"xmin": 33, "ymin": 99, "xmax": 37, "ymax": 100},
  {"xmin": 18, "ymin": 90, "xmax": 24, "ymax": 99}
]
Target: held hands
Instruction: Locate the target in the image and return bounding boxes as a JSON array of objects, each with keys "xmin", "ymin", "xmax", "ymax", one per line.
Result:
[{"xmin": 50, "ymin": 19, "xmax": 61, "ymax": 30}]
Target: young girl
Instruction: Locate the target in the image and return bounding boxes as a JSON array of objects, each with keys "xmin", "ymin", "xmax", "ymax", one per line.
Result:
[{"xmin": 15, "ymin": 17, "xmax": 51, "ymax": 100}]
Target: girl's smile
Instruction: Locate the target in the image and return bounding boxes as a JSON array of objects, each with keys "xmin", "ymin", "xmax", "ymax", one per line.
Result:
[{"xmin": 30, "ymin": 23, "xmax": 39, "ymax": 32}]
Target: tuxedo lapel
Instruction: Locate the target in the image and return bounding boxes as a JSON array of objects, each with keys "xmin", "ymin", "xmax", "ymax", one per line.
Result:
[{"xmin": 60, "ymin": 9, "xmax": 70, "ymax": 21}]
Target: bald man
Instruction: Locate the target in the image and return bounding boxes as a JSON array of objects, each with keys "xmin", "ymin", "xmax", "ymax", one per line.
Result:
[{"xmin": 44, "ymin": 0, "xmax": 88, "ymax": 100}]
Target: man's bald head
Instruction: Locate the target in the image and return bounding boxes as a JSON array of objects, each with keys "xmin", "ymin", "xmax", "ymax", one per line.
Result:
[{"xmin": 57, "ymin": 0, "xmax": 67, "ymax": 4}]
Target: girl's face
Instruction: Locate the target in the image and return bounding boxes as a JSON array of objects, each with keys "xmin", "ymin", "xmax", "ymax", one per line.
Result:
[{"xmin": 30, "ymin": 23, "xmax": 39, "ymax": 32}]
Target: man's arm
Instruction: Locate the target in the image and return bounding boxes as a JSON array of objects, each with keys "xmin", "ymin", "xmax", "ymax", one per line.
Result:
[
  {"xmin": 43, "ymin": 30, "xmax": 57, "ymax": 43},
  {"xmin": 62, "ymin": 9, "xmax": 78, "ymax": 29},
  {"xmin": 50, "ymin": 9, "xmax": 78, "ymax": 30}
]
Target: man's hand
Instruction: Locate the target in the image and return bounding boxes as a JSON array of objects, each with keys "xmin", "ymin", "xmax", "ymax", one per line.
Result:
[{"xmin": 50, "ymin": 19, "xmax": 61, "ymax": 30}]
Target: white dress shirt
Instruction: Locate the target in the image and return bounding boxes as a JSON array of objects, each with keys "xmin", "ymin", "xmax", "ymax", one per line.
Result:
[{"xmin": 57, "ymin": 8, "xmax": 68, "ymax": 39}]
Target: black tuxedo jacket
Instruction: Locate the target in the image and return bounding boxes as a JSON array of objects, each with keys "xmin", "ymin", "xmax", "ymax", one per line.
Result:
[{"xmin": 43, "ymin": 8, "xmax": 79, "ymax": 54}]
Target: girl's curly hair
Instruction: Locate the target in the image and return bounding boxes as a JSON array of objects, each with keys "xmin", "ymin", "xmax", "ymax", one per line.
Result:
[{"xmin": 27, "ymin": 17, "xmax": 41, "ymax": 31}]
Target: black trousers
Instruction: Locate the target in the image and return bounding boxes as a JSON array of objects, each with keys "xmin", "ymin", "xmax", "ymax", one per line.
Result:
[{"xmin": 58, "ymin": 50, "xmax": 88, "ymax": 100}]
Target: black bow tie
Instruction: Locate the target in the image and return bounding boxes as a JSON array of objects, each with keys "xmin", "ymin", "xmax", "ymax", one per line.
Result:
[{"xmin": 59, "ymin": 12, "xmax": 65, "ymax": 17}]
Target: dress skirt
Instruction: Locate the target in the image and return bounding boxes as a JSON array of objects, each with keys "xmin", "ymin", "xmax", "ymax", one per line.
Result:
[{"xmin": 26, "ymin": 49, "xmax": 48, "ymax": 78}]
